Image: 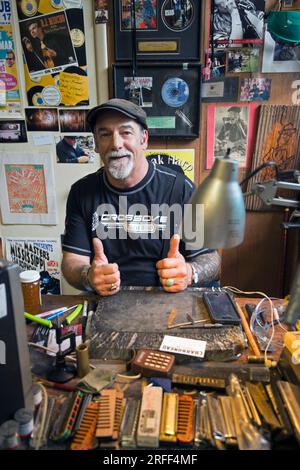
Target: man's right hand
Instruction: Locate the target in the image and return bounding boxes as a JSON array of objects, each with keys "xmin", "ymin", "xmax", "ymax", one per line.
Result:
[{"xmin": 88, "ymin": 238, "xmax": 120, "ymax": 296}]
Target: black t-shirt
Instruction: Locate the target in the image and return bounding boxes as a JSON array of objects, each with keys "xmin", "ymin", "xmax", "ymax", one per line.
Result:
[{"xmin": 62, "ymin": 162, "xmax": 209, "ymax": 286}]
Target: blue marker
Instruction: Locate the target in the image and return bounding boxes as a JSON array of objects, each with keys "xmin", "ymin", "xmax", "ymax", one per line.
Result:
[{"xmin": 46, "ymin": 304, "xmax": 79, "ymax": 321}]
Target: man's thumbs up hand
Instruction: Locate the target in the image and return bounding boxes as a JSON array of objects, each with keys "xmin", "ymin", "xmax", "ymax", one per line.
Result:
[
  {"xmin": 156, "ymin": 234, "xmax": 192, "ymax": 292},
  {"xmin": 167, "ymin": 233, "xmax": 182, "ymax": 259},
  {"xmin": 88, "ymin": 237, "xmax": 120, "ymax": 296},
  {"xmin": 93, "ymin": 237, "xmax": 108, "ymax": 265}
]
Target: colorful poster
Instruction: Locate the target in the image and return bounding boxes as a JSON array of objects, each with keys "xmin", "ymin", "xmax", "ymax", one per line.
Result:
[
  {"xmin": 0, "ymin": 0, "xmax": 11, "ymax": 24},
  {"xmin": 5, "ymin": 237, "xmax": 61, "ymax": 294},
  {"xmin": 145, "ymin": 148, "xmax": 195, "ymax": 181},
  {"xmin": 0, "ymin": 9, "xmax": 22, "ymax": 115},
  {"xmin": 0, "ymin": 152, "xmax": 57, "ymax": 224},
  {"xmin": 19, "ymin": 10, "xmax": 77, "ymax": 78},
  {"xmin": 17, "ymin": 1, "xmax": 89, "ymax": 106},
  {"xmin": 206, "ymin": 103, "xmax": 259, "ymax": 169}
]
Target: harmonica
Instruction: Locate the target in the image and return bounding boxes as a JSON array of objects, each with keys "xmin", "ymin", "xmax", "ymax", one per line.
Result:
[
  {"xmin": 120, "ymin": 398, "xmax": 140, "ymax": 448},
  {"xmin": 137, "ymin": 386, "xmax": 163, "ymax": 448},
  {"xmin": 71, "ymin": 402, "xmax": 99, "ymax": 450},
  {"xmin": 159, "ymin": 393, "xmax": 178, "ymax": 443},
  {"xmin": 96, "ymin": 389, "xmax": 117, "ymax": 439},
  {"xmin": 177, "ymin": 395, "xmax": 194, "ymax": 446},
  {"xmin": 218, "ymin": 396, "xmax": 237, "ymax": 446}
]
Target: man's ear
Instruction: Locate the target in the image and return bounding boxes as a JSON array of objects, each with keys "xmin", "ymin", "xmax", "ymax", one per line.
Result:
[{"xmin": 140, "ymin": 129, "xmax": 148, "ymax": 149}]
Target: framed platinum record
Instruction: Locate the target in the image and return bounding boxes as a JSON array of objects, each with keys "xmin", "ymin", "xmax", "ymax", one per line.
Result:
[
  {"xmin": 113, "ymin": 63, "xmax": 201, "ymax": 138},
  {"xmin": 113, "ymin": 0, "xmax": 202, "ymax": 61}
]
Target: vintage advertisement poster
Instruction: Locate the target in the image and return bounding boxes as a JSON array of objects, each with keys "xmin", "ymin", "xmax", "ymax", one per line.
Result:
[
  {"xmin": 206, "ymin": 103, "xmax": 259, "ymax": 169},
  {"xmin": 5, "ymin": 237, "xmax": 61, "ymax": 294},
  {"xmin": 17, "ymin": 1, "xmax": 89, "ymax": 106},
  {"xmin": 212, "ymin": 0, "xmax": 265, "ymax": 46},
  {"xmin": 0, "ymin": 2, "xmax": 22, "ymax": 116},
  {"xmin": 145, "ymin": 148, "xmax": 195, "ymax": 181},
  {"xmin": 0, "ymin": 152, "xmax": 57, "ymax": 224}
]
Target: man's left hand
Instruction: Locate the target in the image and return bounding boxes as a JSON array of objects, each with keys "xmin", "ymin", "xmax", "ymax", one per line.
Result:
[{"xmin": 156, "ymin": 234, "xmax": 192, "ymax": 292}]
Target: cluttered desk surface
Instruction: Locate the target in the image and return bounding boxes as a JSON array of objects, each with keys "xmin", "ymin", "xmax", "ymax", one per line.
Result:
[{"xmin": 8, "ymin": 288, "xmax": 300, "ymax": 450}]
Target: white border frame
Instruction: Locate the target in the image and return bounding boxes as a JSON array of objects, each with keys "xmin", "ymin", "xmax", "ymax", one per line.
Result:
[{"xmin": 0, "ymin": 151, "xmax": 57, "ymax": 224}]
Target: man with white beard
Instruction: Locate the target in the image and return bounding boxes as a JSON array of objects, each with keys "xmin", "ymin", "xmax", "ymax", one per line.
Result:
[{"xmin": 62, "ymin": 99, "xmax": 220, "ymax": 296}]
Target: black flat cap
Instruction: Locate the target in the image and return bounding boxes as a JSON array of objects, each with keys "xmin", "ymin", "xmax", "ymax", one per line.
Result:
[{"xmin": 86, "ymin": 98, "xmax": 148, "ymax": 131}]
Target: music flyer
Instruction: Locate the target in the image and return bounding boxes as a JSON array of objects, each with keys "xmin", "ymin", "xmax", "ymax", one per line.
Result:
[
  {"xmin": 0, "ymin": 4, "xmax": 22, "ymax": 116},
  {"xmin": 5, "ymin": 237, "xmax": 61, "ymax": 294},
  {"xmin": 17, "ymin": 1, "xmax": 89, "ymax": 106},
  {"xmin": 145, "ymin": 148, "xmax": 195, "ymax": 181}
]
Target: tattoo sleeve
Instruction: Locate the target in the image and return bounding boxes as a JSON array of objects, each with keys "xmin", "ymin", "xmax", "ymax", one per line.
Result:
[{"xmin": 187, "ymin": 251, "xmax": 221, "ymax": 284}]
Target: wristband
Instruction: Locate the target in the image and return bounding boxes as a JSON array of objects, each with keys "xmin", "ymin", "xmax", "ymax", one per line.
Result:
[{"xmin": 81, "ymin": 265, "xmax": 94, "ymax": 292}]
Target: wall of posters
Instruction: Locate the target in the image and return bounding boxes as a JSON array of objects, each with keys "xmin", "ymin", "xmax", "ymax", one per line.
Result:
[
  {"xmin": 0, "ymin": 152, "xmax": 57, "ymax": 224},
  {"xmin": 5, "ymin": 237, "xmax": 61, "ymax": 294},
  {"xmin": 17, "ymin": 0, "xmax": 89, "ymax": 106},
  {"xmin": 0, "ymin": 1, "xmax": 21, "ymax": 116},
  {"xmin": 145, "ymin": 148, "xmax": 195, "ymax": 181}
]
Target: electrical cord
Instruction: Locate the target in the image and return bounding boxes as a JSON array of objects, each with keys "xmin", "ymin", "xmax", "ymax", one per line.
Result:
[{"xmin": 223, "ymin": 286, "xmax": 280, "ymax": 367}]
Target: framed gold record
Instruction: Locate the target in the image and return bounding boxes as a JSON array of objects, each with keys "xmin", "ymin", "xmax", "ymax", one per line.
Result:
[{"xmin": 114, "ymin": 0, "xmax": 202, "ymax": 61}]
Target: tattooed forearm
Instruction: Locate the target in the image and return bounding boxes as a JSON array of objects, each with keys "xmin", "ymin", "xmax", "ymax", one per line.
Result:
[{"xmin": 187, "ymin": 251, "xmax": 221, "ymax": 284}]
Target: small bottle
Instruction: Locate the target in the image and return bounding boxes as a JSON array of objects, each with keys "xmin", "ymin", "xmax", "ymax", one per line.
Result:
[{"xmin": 19, "ymin": 270, "xmax": 42, "ymax": 315}]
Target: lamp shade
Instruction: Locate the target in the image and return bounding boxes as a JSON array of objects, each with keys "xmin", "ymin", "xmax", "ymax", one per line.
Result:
[
  {"xmin": 182, "ymin": 158, "xmax": 245, "ymax": 250},
  {"xmin": 268, "ymin": 11, "xmax": 300, "ymax": 44}
]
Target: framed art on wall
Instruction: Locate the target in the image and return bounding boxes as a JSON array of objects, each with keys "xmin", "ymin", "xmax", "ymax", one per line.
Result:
[
  {"xmin": 113, "ymin": 62, "xmax": 201, "ymax": 137},
  {"xmin": 113, "ymin": 0, "xmax": 202, "ymax": 61}
]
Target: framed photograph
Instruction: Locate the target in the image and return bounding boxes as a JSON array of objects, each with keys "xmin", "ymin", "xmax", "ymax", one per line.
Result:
[
  {"xmin": 0, "ymin": 151, "xmax": 57, "ymax": 225},
  {"xmin": 114, "ymin": 0, "xmax": 201, "ymax": 61},
  {"xmin": 201, "ymin": 77, "xmax": 239, "ymax": 103},
  {"xmin": 113, "ymin": 63, "xmax": 201, "ymax": 137},
  {"xmin": 227, "ymin": 48, "xmax": 260, "ymax": 73},
  {"xmin": 206, "ymin": 103, "xmax": 259, "ymax": 169}
]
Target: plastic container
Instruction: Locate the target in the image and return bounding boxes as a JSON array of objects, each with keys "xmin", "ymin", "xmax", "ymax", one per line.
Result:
[{"xmin": 19, "ymin": 270, "xmax": 42, "ymax": 315}]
